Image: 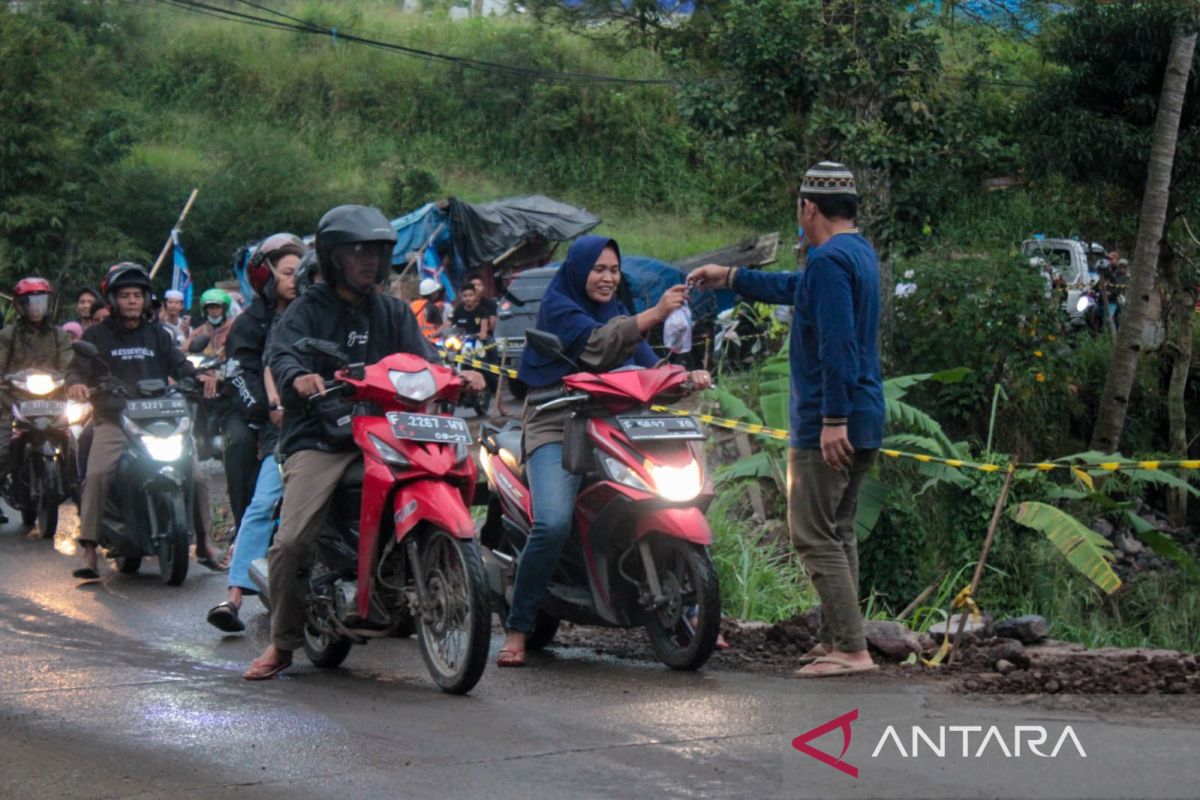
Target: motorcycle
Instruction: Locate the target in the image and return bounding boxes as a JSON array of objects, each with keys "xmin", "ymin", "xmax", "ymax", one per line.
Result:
[
  {"xmin": 439, "ymin": 328, "xmax": 496, "ymax": 417},
  {"xmin": 1, "ymin": 369, "xmax": 88, "ymax": 539},
  {"xmin": 185, "ymin": 337, "xmax": 226, "ymax": 461},
  {"xmin": 477, "ymin": 329, "xmax": 722, "ymax": 671},
  {"xmin": 70, "ymin": 340, "xmax": 204, "ymax": 585},
  {"xmin": 247, "ymin": 338, "xmax": 491, "ymax": 694}
]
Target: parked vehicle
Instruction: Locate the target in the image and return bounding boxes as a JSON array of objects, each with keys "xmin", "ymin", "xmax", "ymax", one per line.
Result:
[
  {"xmin": 1, "ymin": 369, "xmax": 86, "ymax": 539},
  {"xmin": 1020, "ymin": 238, "xmax": 1104, "ymax": 325},
  {"xmin": 248, "ymin": 338, "xmax": 491, "ymax": 694},
  {"xmin": 438, "ymin": 328, "xmax": 496, "ymax": 417},
  {"xmin": 70, "ymin": 341, "xmax": 203, "ymax": 585},
  {"xmin": 478, "ymin": 329, "xmax": 721, "ymax": 671},
  {"xmin": 493, "ymin": 266, "xmax": 557, "ymax": 369}
]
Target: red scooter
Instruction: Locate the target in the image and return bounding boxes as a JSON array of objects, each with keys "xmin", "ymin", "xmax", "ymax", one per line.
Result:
[
  {"xmin": 478, "ymin": 330, "xmax": 721, "ymax": 670},
  {"xmin": 248, "ymin": 338, "xmax": 490, "ymax": 694}
]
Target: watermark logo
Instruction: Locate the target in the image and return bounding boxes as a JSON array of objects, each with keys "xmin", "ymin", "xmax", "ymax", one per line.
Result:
[{"xmin": 791, "ymin": 709, "xmax": 859, "ymax": 778}]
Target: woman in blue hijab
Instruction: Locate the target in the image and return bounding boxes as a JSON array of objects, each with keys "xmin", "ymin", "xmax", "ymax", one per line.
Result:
[{"xmin": 498, "ymin": 235, "xmax": 711, "ymax": 667}]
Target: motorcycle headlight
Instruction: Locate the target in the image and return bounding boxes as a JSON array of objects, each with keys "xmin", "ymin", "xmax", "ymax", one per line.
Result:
[
  {"xmin": 388, "ymin": 369, "xmax": 436, "ymax": 403},
  {"xmin": 65, "ymin": 401, "xmax": 91, "ymax": 425},
  {"xmin": 443, "ymin": 336, "xmax": 462, "ymax": 352},
  {"xmin": 645, "ymin": 459, "xmax": 703, "ymax": 502},
  {"xmin": 1076, "ymin": 295, "xmax": 1093, "ymax": 313},
  {"xmin": 24, "ymin": 373, "xmax": 61, "ymax": 396},
  {"xmin": 141, "ymin": 433, "xmax": 184, "ymax": 462},
  {"xmin": 600, "ymin": 454, "xmax": 652, "ymax": 493}
]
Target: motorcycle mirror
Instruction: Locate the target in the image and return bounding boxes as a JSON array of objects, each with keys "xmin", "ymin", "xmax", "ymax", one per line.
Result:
[
  {"xmin": 71, "ymin": 340, "xmax": 100, "ymax": 359},
  {"xmin": 137, "ymin": 379, "xmax": 167, "ymax": 395},
  {"xmin": 525, "ymin": 329, "xmax": 566, "ymax": 360},
  {"xmin": 295, "ymin": 337, "xmax": 349, "ymax": 364},
  {"xmin": 187, "ymin": 334, "xmax": 211, "ymax": 354}
]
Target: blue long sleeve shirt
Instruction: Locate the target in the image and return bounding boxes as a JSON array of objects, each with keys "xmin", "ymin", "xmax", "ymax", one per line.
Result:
[{"xmin": 733, "ymin": 231, "xmax": 884, "ymax": 450}]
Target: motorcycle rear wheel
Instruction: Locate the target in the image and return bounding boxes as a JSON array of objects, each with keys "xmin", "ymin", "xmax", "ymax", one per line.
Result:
[
  {"xmin": 643, "ymin": 537, "xmax": 721, "ymax": 671},
  {"xmin": 414, "ymin": 529, "xmax": 491, "ymax": 695},
  {"xmin": 303, "ymin": 621, "xmax": 353, "ymax": 668},
  {"xmin": 157, "ymin": 491, "xmax": 190, "ymax": 586}
]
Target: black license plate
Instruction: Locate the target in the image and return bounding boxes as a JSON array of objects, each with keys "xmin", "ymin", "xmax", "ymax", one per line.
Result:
[
  {"xmin": 125, "ymin": 397, "xmax": 189, "ymax": 419},
  {"xmin": 617, "ymin": 414, "xmax": 705, "ymax": 441},
  {"xmin": 18, "ymin": 400, "xmax": 64, "ymax": 418},
  {"xmin": 387, "ymin": 412, "xmax": 472, "ymax": 445}
]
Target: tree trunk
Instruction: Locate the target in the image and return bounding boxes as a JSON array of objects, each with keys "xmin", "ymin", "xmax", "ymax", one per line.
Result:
[
  {"xmin": 1161, "ymin": 242, "xmax": 1194, "ymax": 526},
  {"xmin": 1091, "ymin": 29, "xmax": 1197, "ymax": 453}
]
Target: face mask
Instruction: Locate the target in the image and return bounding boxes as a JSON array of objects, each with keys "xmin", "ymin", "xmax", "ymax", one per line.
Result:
[
  {"xmin": 207, "ymin": 314, "xmax": 225, "ymax": 327},
  {"xmin": 25, "ymin": 295, "xmax": 49, "ymax": 320}
]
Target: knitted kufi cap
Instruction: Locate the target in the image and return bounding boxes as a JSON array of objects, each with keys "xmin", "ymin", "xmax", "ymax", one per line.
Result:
[
  {"xmin": 801, "ymin": 161, "xmax": 857, "ymax": 197},
  {"xmin": 164, "ymin": 289, "xmax": 185, "ymax": 301}
]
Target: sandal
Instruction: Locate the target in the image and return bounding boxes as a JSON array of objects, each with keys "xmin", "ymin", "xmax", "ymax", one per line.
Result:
[
  {"xmin": 206, "ymin": 601, "xmax": 245, "ymax": 633},
  {"xmin": 196, "ymin": 553, "xmax": 229, "ymax": 573},
  {"xmin": 794, "ymin": 655, "xmax": 879, "ymax": 679},
  {"xmin": 798, "ymin": 643, "xmax": 831, "ymax": 665},
  {"xmin": 243, "ymin": 653, "xmax": 292, "ymax": 681},
  {"xmin": 72, "ymin": 566, "xmax": 100, "ymax": 580},
  {"xmin": 496, "ymin": 648, "xmax": 527, "ymax": 668}
]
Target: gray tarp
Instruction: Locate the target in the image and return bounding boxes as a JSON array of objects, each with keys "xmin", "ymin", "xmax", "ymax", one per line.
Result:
[{"xmin": 448, "ymin": 195, "xmax": 601, "ymax": 271}]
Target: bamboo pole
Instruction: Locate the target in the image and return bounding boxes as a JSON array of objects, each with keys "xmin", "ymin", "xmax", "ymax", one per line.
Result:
[{"xmin": 149, "ymin": 188, "xmax": 200, "ymax": 280}]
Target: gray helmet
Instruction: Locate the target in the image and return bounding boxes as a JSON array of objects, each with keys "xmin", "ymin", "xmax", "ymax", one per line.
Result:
[
  {"xmin": 295, "ymin": 249, "xmax": 319, "ymax": 292},
  {"xmin": 315, "ymin": 205, "xmax": 397, "ymax": 296}
]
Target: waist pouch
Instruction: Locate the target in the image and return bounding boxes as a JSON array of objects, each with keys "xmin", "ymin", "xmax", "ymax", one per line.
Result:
[{"xmin": 312, "ymin": 395, "xmax": 355, "ymax": 448}]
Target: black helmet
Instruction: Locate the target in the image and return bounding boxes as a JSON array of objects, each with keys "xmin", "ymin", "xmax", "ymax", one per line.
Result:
[
  {"xmin": 316, "ymin": 205, "xmax": 397, "ymax": 296},
  {"xmin": 295, "ymin": 249, "xmax": 319, "ymax": 292},
  {"xmin": 101, "ymin": 262, "xmax": 152, "ymax": 305}
]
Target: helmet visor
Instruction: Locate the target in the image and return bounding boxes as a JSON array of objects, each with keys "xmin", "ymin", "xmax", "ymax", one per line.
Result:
[
  {"xmin": 332, "ymin": 242, "xmax": 391, "ymax": 291},
  {"xmin": 24, "ymin": 294, "xmax": 50, "ymax": 320}
]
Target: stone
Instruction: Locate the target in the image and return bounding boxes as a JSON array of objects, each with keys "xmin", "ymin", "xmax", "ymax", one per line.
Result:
[
  {"xmin": 928, "ymin": 612, "xmax": 993, "ymax": 642},
  {"xmin": 995, "ymin": 658, "xmax": 1017, "ymax": 675},
  {"xmin": 863, "ymin": 620, "xmax": 923, "ymax": 660},
  {"xmin": 1091, "ymin": 518, "xmax": 1115, "ymax": 538},
  {"xmin": 994, "ymin": 614, "xmax": 1050, "ymax": 644},
  {"xmin": 1116, "ymin": 532, "xmax": 1144, "ymax": 556}
]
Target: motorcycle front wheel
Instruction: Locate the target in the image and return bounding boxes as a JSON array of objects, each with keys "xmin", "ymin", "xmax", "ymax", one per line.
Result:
[
  {"xmin": 414, "ymin": 529, "xmax": 491, "ymax": 695},
  {"xmin": 643, "ymin": 537, "xmax": 721, "ymax": 671},
  {"xmin": 157, "ymin": 491, "xmax": 190, "ymax": 586}
]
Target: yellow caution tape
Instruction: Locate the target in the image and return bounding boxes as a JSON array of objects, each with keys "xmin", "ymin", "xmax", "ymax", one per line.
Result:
[{"xmin": 922, "ymin": 585, "xmax": 983, "ymax": 668}]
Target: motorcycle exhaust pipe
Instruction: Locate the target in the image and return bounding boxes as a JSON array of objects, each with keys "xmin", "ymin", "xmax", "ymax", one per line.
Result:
[
  {"xmin": 248, "ymin": 557, "xmax": 271, "ymax": 609},
  {"xmin": 479, "ymin": 547, "xmax": 512, "ymax": 609}
]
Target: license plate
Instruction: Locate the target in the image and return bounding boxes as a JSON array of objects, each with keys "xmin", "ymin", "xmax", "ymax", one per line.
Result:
[
  {"xmin": 617, "ymin": 414, "xmax": 705, "ymax": 441},
  {"xmin": 18, "ymin": 400, "xmax": 64, "ymax": 418},
  {"xmin": 125, "ymin": 397, "xmax": 189, "ymax": 419},
  {"xmin": 387, "ymin": 412, "xmax": 472, "ymax": 445}
]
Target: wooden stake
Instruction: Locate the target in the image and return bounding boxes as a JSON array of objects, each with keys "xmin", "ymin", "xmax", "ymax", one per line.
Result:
[
  {"xmin": 947, "ymin": 463, "xmax": 1016, "ymax": 665},
  {"xmin": 149, "ymin": 188, "xmax": 200, "ymax": 280}
]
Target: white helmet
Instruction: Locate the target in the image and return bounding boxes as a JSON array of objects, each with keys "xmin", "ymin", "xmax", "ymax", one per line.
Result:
[{"xmin": 419, "ymin": 278, "xmax": 440, "ymax": 297}]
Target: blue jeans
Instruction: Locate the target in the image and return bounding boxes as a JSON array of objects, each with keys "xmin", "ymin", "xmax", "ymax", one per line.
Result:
[
  {"xmin": 227, "ymin": 456, "xmax": 283, "ymax": 592},
  {"xmin": 505, "ymin": 443, "xmax": 582, "ymax": 634}
]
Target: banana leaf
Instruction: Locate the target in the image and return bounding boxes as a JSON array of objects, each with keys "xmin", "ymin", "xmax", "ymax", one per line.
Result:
[
  {"xmin": 1010, "ymin": 502, "xmax": 1121, "ymax": 595},
  {"xmin": 854, "ymin": 474, "xmax": 890, "ymax": 541}
]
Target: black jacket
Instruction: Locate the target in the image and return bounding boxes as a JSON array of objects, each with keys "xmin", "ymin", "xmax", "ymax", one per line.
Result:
[
  {"xmin": 66, "ymin": 316, "xmax": 196, "ymax": 420},
  {"xmin": 269, "ymin": 283, "xmax": 436, "ymax": 456},
  {"xmin": 227, "ymin": 295, "xmax": 274, "ymax": 425}
]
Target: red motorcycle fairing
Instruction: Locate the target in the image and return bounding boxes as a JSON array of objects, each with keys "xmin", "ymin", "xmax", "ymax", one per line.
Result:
[
  {"xmin": 634, "ymin": 507, "xmax": 713, "ymax": 546},
  {"xmin": 487, "ymin": 456, "xmax": 533, "ymax": 524},
  {"xmin": 340, "ymin": 352, "xmax": 463, "ymax": 407},
  {"xmin": 563, "ymin": 365, "xmax": 689, "ymax": 410},
  {"xmin": 587, "ymin": 417, "xmax": 710, "ymax": 498}
]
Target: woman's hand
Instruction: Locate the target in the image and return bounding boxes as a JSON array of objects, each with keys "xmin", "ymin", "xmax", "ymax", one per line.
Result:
[
  {"xmin": 688, "ymin": 370, "xmax": 712, "ymax": 391},
  {"xmin": 652, "ymin": 284, "xmax": 689, "ymax": 325},
  {"xmin": 461, "ymin": 370, "xmax": 486, "ymax": 392}
]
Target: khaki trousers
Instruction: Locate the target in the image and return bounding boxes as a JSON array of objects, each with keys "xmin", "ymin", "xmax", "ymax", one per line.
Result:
[
  {"xmin": 268, "ymin": 448, "xmax": 360, "ymax": 651},
  {"xmin": 78, "ymin": 422, "xmax": 212, "ymax": 548},
  {"xmin": 787, "ymin": 447, "xmax": 877, "ymax": 653}
]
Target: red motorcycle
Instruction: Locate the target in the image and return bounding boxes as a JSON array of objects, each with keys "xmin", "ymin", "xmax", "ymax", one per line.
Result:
[
  {"xmin": 478, "ymin": 330, "xmax": 721, "ymax": 670},
  {"xmin": 248, "ymin": 338, "xmax": 490, "ymax": 694}
]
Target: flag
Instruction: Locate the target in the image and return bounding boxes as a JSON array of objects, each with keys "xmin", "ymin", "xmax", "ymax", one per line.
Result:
[
  {"xmin": 421, "ymin": 246, "xmax": 456, "ymax": 301},
  {"xmin": 171, "ymin": 228, "xmax": 193, "ymax": 307}
]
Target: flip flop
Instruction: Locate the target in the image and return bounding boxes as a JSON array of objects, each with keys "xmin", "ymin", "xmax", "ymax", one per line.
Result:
[
  {"xmin": 196, "ymin": 554, "xmax": 229, "ymax": 573},
  {"xmin": 798, "ymin": 644, "xmax": 831, "ymax": 665},
  {"xmin": 496, "ymin": 648, "xmax": 527, "ymax": 668},
  {"xmin": 794, "ymin": 655, "xmax": 879, "ymax": 679},
  {"xmin": 206, "ymin": 601, "xmax": 245, "ymax": 633},
  {"xmin": 243, "ymin": 654, "xmax": 292, "ymax": 681},
  {"xmin": 72, "ymin": 566, "xmax": 100, "ymax": 580}
]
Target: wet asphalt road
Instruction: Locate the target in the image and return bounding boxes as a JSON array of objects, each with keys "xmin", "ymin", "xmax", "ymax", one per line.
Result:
[{"xmin": 2, "ymin": 503, "xmax": 1199, "ymax": 800}]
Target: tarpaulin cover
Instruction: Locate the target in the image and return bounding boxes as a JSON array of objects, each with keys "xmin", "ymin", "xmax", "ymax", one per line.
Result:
[{"xmin": 447, "ymin": 195, "xmax": 600, "ymax": 271}]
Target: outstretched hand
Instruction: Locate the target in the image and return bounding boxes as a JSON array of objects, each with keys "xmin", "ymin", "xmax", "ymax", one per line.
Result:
[{"xmin": 686, "ymin": 264, "xmax": 732, "ymax": 290}]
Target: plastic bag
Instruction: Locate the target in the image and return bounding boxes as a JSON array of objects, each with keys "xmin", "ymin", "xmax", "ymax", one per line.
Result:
[{"xmin": 663, "ymin": 305, "xmax": 693, "ymax": 354}]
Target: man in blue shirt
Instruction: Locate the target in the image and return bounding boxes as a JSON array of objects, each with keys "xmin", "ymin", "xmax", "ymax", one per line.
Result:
[{"xmin": 688, "ymin": 161, "xmax": 884, "ymax": 678}]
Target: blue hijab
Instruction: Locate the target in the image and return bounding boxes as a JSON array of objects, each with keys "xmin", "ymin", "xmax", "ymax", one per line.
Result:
[{"xmin": 518, "ymin": 235, "xmax": 657, "ymax": 388}]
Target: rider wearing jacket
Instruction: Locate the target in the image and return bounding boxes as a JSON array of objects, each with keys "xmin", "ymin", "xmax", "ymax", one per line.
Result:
[
  {"xmin": 244, "ymin": 205, "xmax": 485, "ymax": 680},
  {"xmin": 65, "ymin": 263, "xmax": 221, "ymax": 579},
  {"xmin": 206, "ymin": 233, "xmax": 305, "ymax": 633},
  {"xmin": 0, "ymin": 278, "xmax": 74, "ymax": 523}
]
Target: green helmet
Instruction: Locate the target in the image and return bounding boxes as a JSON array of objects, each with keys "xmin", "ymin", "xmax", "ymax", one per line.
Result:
[{"xmin": 200, "ymin": 288, "xmax": 232, "ymax": 311}]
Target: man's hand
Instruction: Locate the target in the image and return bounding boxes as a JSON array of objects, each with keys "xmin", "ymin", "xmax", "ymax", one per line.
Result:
[
  {"xmin": 269, "ymin": 408, "xmax": 283, "ymax": 428},
  {"xmin": 686, "ymin": 264, "xmax": 732, "ymax": 290},
  {"xmin": 294, "ymin": 373, "xmax": 326, "ymax": 399},
  {"xmin": 461, "ymin": 370, "xmax": 486, "ymax": 392},
  {"xmin": 67, "ymin": 384, "xmax": 89, "ymax": 403},
  {"xmin": 198, "ymin": 372, "xmax": 220, "ymax": 400},
  {"xmin": 820, "ymin": 425, "xmax": 854, "ymax": 471},
  {"xmin": 688, "ymin": 370, "xmax": 713, "ymax": 391}
]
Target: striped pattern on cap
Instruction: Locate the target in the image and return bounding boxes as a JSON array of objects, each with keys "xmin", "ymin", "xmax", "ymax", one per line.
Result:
[{"xmin": 801, "ymin": 161, "xmax": 857, "ymax": 196}]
